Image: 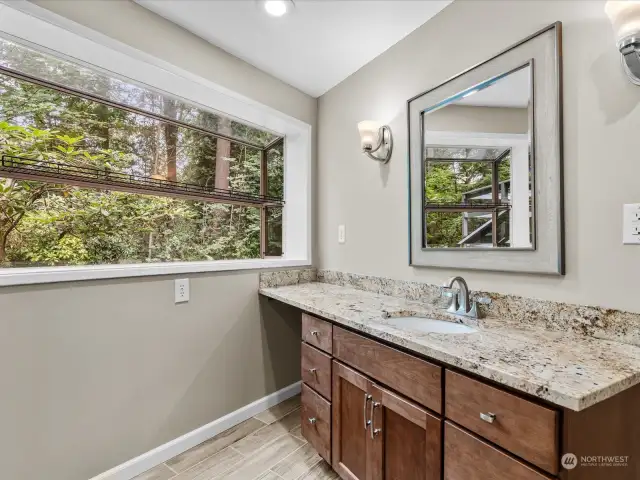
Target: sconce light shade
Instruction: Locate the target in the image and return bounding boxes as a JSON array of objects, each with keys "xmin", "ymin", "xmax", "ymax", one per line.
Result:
[
  {"xmin": 606, "ymin": 1, "xmax": 640, "ymax": 43},
  {"xmin": 605, "ymin": 1, "xmax": 640, "ymax": 84},
  {"xmin": 357, "ymin": 120, "xmax": 393, "ymax": 163},
  {"xmin": 357, "ymin": 121, "xmax": 381, "ymax": 150}
]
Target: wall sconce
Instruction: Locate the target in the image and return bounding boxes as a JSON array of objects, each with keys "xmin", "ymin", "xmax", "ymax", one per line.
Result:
[
  {"xmin": 605, "ymin": 1, "xmax": 640, "ymax": 85},
  {"xmin": 357, "ymin": 121, "xmax": 393, "ymax": 163}
]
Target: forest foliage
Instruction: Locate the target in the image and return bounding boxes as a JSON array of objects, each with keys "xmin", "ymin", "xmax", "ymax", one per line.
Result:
[
  {"xmin": 425, "ymin": 148, "xmax": 511, "ymax": 247},
  {"xmin": 0, "ymin": 38, "xmax": 283, "ymax": 267}
]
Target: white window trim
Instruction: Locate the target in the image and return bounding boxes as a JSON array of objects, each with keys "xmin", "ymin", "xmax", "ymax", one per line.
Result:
[{"xmin": 0, "ymin": 2, "xmax": 312, "ymax": 286}]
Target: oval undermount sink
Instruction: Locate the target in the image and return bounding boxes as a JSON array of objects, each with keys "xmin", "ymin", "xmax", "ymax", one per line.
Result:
[{"xmin": 385, "ymin": 316, "xmax": 477, "ymax": 334}]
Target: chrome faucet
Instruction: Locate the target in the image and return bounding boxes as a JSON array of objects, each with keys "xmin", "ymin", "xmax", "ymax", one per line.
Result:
[{"xmin": 441, "ymin": 276, "xmax": 480, "ymax": 319}]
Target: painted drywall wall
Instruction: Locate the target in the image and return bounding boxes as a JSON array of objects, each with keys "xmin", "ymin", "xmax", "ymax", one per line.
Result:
[
  {"xmin": 426, "ymin": 104, "xmax": 529, "ymax": 134},
  {"xmin": 318, "ymin": 0, "xmax": 640, "ymax": 313},
  {"xmin": 0, "ymin": 272, "xmax": 301, "ymax": 480},
  {"xmin": 0, "ymin": 1, "xmax": 315, "ymax": 479}
]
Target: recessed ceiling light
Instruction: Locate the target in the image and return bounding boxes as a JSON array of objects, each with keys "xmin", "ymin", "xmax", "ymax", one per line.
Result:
[{"xmin": 264, "ymin": 0, "xmax": 292, "ymax": 17}]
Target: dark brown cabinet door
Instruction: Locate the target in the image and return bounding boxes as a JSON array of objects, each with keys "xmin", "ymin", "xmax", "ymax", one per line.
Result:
[
  {"xmin": 370, "ymin": 383, "xmax": 442, "ymax": 480},
  {"xmin": 332, "ymin": 360, "xmax": 375, "ymax": 480}
]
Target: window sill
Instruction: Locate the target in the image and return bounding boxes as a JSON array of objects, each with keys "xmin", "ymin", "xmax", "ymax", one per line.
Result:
[{"xmin": 0, "ymin": 259, "xmax": 311, "ymax": 287}]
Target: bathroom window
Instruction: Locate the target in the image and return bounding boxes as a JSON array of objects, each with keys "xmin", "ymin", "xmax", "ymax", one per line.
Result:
[{"xmin": 0, "ymin": 31, "xmax": 300, "ymax": 276}]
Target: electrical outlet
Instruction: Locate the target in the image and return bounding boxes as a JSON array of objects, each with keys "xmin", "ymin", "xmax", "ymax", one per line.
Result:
[
  {"xmin": 338, "ymin": 224, "xmax": 346, "ymax": 244},
  {"xmin": 623, "ymin": 204, "xmax": 640, "ymax": 244},
  {"xmin": 175, "ymin": 278, "xmax": 190, "ymax": 303}
]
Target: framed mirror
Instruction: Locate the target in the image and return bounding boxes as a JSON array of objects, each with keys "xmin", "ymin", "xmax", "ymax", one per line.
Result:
[{"xmin": 408, "ymin": 23, "xmax": 564, "ymax": 274}]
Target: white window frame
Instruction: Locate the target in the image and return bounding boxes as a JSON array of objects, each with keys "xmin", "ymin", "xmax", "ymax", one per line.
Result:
[{"xmin": 0, "ymin": 2, "xmax": 312, "ymax": 286}]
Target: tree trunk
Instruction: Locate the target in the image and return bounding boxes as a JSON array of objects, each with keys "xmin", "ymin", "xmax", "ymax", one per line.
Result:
[
  {"xmin": 215, "ymin": 118, "xmax": 232, "ymax": 191},
  {"xmin": 0, "ymin": 234, "xmax": 6, "ymax": 264},
  {"xmin": 164, "ymin": 99, "xmax": 178, "ymax": 182}
]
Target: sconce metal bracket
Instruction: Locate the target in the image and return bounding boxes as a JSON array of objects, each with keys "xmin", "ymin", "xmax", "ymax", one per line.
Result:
[
  {"xmin": 363, "ymin": 126, "xmax": 393, "ymax": 164},
  {"xmin": 619, "ymin": 36, "xmax": 640, "ymax": 85}
]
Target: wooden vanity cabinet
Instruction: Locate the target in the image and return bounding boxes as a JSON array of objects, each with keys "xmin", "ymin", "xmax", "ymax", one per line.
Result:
[
  {"xmin": 332, "ymin": 360, "xmax": 442, "ymax": 480},
  {"xmin": 293, "ymin": 311, "xmax": 640, "ymax": 480},
  {"xmin": 331, "ymin": 361, "xmax": 375, "ymax": 480}
]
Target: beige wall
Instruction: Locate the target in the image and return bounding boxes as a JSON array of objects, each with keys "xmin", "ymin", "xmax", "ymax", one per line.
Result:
[
  {"xmin": 0, "ymin": 1, "xmax": 315, "ymax": 479},
  {"xmin": 0, "ymin": 273, "xmax": 301, "ymax": 480},
  {"xmin": 318, "ymin": 0, "xmax": 640, "ymax": 313},
  {"xmin": 427, "ymin": 104, "xmax": 529, "ymax": 134}
]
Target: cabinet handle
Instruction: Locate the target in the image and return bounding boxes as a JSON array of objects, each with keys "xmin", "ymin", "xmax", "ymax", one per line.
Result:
[
  {"xmin": 309, "ymin": 368, "xmax": 317, "ymax": 374},
  {"xmin": 480, "ymin": 412, "xmax": 496, "ymax": 424},
  {"xmin": 363, "ymin": 394, "xmax": 372, "ymax": 430},
  {"xmin": 308, "ymin": 417, "xmax": 316, "ymax": 425},
  {"xmin": 370, "ymin": 401, "xmax": 382, "ymax": 439},
  {"xmin": 310, "ymin": 330, "xmax": 319, "ymax": 336}
]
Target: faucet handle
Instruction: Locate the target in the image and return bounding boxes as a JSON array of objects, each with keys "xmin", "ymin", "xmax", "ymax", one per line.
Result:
[
  {"xmin": 440, "ymin": 287, "xmax": 457, "ymax": 297},
  {"xmin": 440, "ymin": 287, "xmax": 459, "ymax": 313}
]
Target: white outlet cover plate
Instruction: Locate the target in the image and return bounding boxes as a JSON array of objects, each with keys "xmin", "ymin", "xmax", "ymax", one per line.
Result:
[
  {"xmin": 175, "ymin": 278, "xmax": 190, "ymax": 303},
  {"xmin": 338, "ymin": 225, "xmax": 346, "ymax": 244},
  {"xmin": 623, "ymin": 204, "xmax": 640, "ymax": 244}
]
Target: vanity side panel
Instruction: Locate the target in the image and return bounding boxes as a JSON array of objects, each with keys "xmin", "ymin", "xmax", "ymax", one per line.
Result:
[{"xmin": 561, "ymin": 383, "xmax": 640, "ymax": 480}]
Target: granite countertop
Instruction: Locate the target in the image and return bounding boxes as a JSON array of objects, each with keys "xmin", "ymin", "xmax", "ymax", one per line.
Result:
[{"xmin": 260, "ymin": 282, "xmax": 640, "ymax": 411}]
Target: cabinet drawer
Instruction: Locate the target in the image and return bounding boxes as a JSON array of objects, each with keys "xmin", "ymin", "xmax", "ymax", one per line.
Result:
[
  {"xmin": 444, "ymin": 422, "xmax": 553, "ymax": 480},
  {"xmin": 301, "ymin": 342, "xmax": 332, "ymax": 400},
  {"xmin": 445, "ymin": 371, "xmax": 559, "ymax": 475},
  {"xmin": 302, "ymin": 313, "xmax": 333, "ymax": 354},
  {"xmin": 333, "ymin": 327, "xmax": 442, "ymax": 413},
  {"xmin": 301, "ymin": 383, "xmax": 331, "ymax": 463}
]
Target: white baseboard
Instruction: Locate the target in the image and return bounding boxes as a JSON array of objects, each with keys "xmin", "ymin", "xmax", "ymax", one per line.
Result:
[{"xmin": 89, "ymin": 381, "xmax": 302, "ymax": 480}]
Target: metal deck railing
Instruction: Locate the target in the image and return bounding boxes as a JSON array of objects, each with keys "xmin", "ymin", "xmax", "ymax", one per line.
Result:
[{"xmin": 0, "ymin": 155, "xmax": 284, "ymax": 207}]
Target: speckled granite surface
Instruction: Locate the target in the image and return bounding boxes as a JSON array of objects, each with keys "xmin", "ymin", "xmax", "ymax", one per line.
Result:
[
  {"xmin": 259, "ymin": 268, "xmax": 316, "ymax": 288},
  {"xmin": 259, "ymin": 281, "xmax": 640, "ymax": 411},
  {"xmin": 317, "ymin": 270, "xmax": 640, "ymax": 347}
]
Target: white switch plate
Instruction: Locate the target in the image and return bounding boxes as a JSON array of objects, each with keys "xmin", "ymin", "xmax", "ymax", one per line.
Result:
[
  {"xmin": 175, "ymin": 278, "xmax": 190, "ymax": 303},
  {"xmin": 623, "ymin": 204, "xmax": 640, "ymax": 244},
  {"xmin": 338, "ymin": 224, "xmax": 346, "ymax": 244}
]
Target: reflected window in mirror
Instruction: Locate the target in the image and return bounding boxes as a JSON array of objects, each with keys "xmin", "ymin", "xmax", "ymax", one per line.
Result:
[{"xmin": 422, "ymin": 63, "xmax": 534, "ymax": 250}]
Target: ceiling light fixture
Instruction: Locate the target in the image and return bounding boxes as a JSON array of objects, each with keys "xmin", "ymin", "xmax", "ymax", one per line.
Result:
[{"xmin": 264, "ymin": 0, "xmax": 292, "ymax": 17}]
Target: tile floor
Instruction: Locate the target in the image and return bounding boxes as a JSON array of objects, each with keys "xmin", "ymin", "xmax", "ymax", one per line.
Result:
[{"xmin": 133, "ymin": 395, "xmax": 338, "ymax": 480}]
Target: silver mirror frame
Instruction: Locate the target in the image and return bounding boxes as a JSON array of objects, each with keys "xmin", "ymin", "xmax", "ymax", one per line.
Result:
[{"xmin": 407, "ymin": 22, "xmax": 564, "ymax": 275}]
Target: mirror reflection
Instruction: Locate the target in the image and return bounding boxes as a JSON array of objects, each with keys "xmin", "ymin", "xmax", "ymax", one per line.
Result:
[{"xmin": 422, "ymin": 64, "xmax": 533, "ymax": 249}]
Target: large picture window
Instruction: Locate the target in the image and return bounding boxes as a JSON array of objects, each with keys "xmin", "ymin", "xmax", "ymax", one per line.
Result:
[{"xmin": 0, "ymin": 36, "xmax": 285, "ymax": 268}]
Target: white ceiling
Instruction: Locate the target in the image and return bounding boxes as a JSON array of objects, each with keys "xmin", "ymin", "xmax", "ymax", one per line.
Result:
[
  {"xmin": 136, "ymin": 0, "xmax": 452, "ymax": 97},
  {"xmin": 457, "ymin": 66, "xmax": 531, "ymax": 108}
]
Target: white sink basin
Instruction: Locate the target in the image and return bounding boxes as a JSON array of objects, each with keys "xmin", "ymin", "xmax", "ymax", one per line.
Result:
[{"xmin": 385, "ymin": 316, "xmax": 477, "ymax": 334}]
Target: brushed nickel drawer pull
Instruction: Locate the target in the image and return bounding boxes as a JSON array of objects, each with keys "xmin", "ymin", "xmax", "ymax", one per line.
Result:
[
  {"xmin": 363, "ymin": 394, "xmax": 372, "ymax": 430},
  {"xmin": 370, "ymin": 401, "xmax": 382, "ymax": 439},
  {"xmin": 308, "ymin": 417, "xmax": 317, "ymax": 425},
  {"xmin": 480, "ymin": 412, "xmax": 496, "ymax": 424},
  {"xmin": 310, "ymin": 330, "xmax": 319, "ymax": 336}
]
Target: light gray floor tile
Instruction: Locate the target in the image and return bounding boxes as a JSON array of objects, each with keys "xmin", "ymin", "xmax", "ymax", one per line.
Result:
[
  {"xmin": 132, "ymin": 463, "xmax": 175, "ymax": 480},
  {"xmin": 233, "ymin": 409, "xmax": 301, "ymax": 456},
  {"xmin": 295, "ymin": 461, "xmax": 339, "ymax": 480},
  {"xmin": 289, "ymin": 425, "xmax": 305, "ymax": 442},
  {"xmin": 213, "ymin": 434, "xmax": 304, "ymax": 480},
  {"xmin": 255, "ymin": 471, "xmax": 283, "ymax": 480},
  {"xmin": 167, "ymin": 418, "xmax": 265, "ymax": 472},
  {"xmin": 270, "ymin": 443, "xmax": 321, "ymax": 480},
  {"xmin": 254, "ymin": 395, "xmax": 301, "ymax": 424},
  {"xmin": 171, "ymin": 446, "xmax": 244, "ymax": 480}
]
